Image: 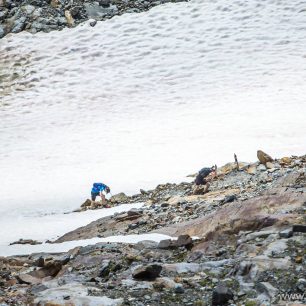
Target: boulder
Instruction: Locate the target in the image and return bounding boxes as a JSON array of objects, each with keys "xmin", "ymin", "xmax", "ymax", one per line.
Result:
[
  {"xmin": 176, "ymin": 234, "xmax": 193, "ymax": 248},
  {"xmin": 280, "ymin": 156, "xmax": 292, "ymax": 165},
  {"xmin": 80, "ymin": 199, "xmax": 91, "ymax": 208},
  {"xmin": 17, "ymin": 274, "xmax": 41, "ymax": 285},
  {"xmin": 211, "ymin": 282, "xmax": 234, "ymax": 305},
  {"xmin": 257, "ymin": 150, "xmax": 273, "ymax": 164},
  {"xmin": 30, "ymin": 260, "xmax": 62, "ymax": 278},
  {"xmin": 110, "ymin": 192, "xmax": 129, "ymax": 203},
  {"xmin": 158, "ymin": 239, "xmax": 172, "ymax": 249},
  {"xmin": 132, "ymin": 264, "xmax": 162, "ymax": 280}
]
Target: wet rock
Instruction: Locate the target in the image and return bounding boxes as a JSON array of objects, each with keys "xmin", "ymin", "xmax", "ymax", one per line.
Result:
[
  {"xmin": 257, "ymin": 150, "xmax": 273, "ymax": 164},
  {"xmin": 132, "ymin": 264, "xmax": 162, "ymax": 280},
  {"xmin": 212, "ymin": 282, "xmax": 234, "ymax": 305}
]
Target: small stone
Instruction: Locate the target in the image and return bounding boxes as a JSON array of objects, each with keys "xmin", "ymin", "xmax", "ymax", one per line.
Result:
[
  {"xmin": 89, "ymin": 19, "xmax": 97, "ymax": 27},
  {"xmin": 295, "ymin": 256, "xmax": 303, "ymax": 264},
  {"xmin": 174, "ymin": 284, "xmax": 184, "ymax": 293},
  {"xmin": 128, "ymin": 223, "xmax": 138, "ymax": 230}
]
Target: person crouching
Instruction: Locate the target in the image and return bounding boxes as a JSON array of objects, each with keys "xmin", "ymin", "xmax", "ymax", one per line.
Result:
[
  {"xmin": 192, "ymin": 166, "xmax": 216, "ymax": 195},
  {"xmin": 91, "ymin": 182, "xmax": 111, "ymax": 205}
]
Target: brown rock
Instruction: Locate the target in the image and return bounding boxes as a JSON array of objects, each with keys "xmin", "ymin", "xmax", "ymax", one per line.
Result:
[
  {"xmin": 17, "ymin": 274, "xmax": 41, "ymax": 285},
  {"xmin": 30, "ymin": 260, "xmax": 62, "ymax": 278},
  {"xmin": 65, "ymin": 10, "xmax": 74, "ymax": 27},
  {"xmin": 80, "ymin": 199, "xmax": 91, "ymax": 208},
  {"xmin": 176, "ymin": 234, "xmax": 193, "ymax": 248},
  {"xmin": 266, "ymin": 162, "xmax": 274, "ymax": 169},
  {"xmin": 132, "ymin": 264, "xmax": 162, "ymax": 280},
  {"xmin": 156, "ymin": 189, "xmax": 306, "ymax": 247},
  {"xmin": 280, "ymin": 156, "xmax": 292, "ymax": 165},
  {"xmin": 257, "ymin": 150, "xmax": 273, "ymax": 164}
]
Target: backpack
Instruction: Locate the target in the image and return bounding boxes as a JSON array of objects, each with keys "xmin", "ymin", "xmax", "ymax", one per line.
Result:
[{"xmin": 199, "ymin": 168, "xmax": 212, "ymax": 178}]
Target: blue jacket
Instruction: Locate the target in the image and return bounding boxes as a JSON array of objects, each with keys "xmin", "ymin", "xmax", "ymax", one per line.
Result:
[{"xmin": 91, "ymin": 183, "xmax": 107, "ymax": 194}]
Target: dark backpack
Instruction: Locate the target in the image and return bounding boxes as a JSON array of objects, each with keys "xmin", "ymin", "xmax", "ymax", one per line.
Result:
[{"xmin": 199, "ymin": 167, "xmax": 212, "ymax": 178}]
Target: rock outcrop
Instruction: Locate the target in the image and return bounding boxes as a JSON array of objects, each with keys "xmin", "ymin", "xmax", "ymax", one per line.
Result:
[{"xmin": 0, "ymin": 153, "xmax": 305, "ymax": 305}]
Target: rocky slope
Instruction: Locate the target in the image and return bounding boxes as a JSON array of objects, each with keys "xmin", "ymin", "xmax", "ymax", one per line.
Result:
[
  {"xmin": 0, "ymin": 0, "xmax": 185, "ymax": 38},
  {"xmin": 0, "ymin": 152, "xmax": 305, "ymax": 305}
]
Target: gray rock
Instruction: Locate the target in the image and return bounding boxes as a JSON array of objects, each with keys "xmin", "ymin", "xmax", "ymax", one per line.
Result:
[
  {"xmin": 98, "ymin": 260, "xmax": 111, "ymax": 277},
  {"xmin": 158, "ymin": 239, "xmax": 172, "ymax": 249},
  {"xmin": 212, "ymin": 282, "xmax": 234, "ymax": 305},
  {"xmin": 0, "ymin": 25, "xmax": 5, "ymax": 38},
  {"xmin": 256, "ymin": 282, "xmax": 278, "ymax": 300},
  {"xmin": 85, "ymin": 2, "xmax": 118, "ymax": 19},
  {"xmin": 11, "ymin": 16, "xmax": 27, "ymax": 33},
  {"xmin": 174, "ymin": 284, "xmax": 184, "ymax": 293},
  {"xmin": 128, "ymin": 208, "xmax": 143, "ymax": 216},
  {"xmin": 257, "ymin": 164, "xmax": 267, "ymax": 171},
  {"xmin": 22, "ymin": 5, "xmax": 35, "ymax": 15},
  {"xmin": 279, "ymin": 228, "xmax": 293, "ymax": 238},
  {"xmin": 297, "ymin": 278, "xmax": 306, "ymax": 291},
  {"xmin": 135, "ymin": 240, "xmax": 158, "ymax": 250}
]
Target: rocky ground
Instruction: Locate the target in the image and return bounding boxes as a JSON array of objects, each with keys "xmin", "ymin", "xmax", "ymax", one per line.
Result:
[
  {"xmin": 0, "ymin": 0, "xmax": 186, "ymax": 38},
  {"xmin": 0, "ymin": 151, "xmax": 305, "ymax": 305}
]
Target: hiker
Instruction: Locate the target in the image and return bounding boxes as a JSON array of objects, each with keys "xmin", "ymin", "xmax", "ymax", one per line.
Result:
[
  {"xmin": 192, "ymin": 166, "xmax": 216, "ymax": 195},
  {"xmin": 91, "ymin": 182, "xmax": 111, "ymax": 205}
]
